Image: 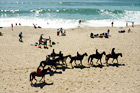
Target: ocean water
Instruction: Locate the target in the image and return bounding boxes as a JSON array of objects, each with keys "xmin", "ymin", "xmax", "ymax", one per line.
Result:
[{"xmin": 0, "ymin": 0, "xmax": 140, "ymax": 28}]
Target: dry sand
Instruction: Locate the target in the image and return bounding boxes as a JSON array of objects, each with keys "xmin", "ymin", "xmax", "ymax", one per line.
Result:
[{"xmin": 0, "ymin": 25, "xmax": 140, "ymax": 93}]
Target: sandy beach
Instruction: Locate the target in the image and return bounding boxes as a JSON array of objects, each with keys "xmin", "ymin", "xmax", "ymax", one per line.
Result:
[{"xmin": 0, "ymin": 25, "xmax": 140, "ymax": 93}]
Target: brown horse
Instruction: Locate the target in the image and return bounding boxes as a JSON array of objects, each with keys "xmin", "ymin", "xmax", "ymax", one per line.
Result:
[
  {"xmin": 105, "ymin": 53, "xmax": 122, "ymax": 66},
  {"xmin": 70, "ymin": 53, "xmax": 88, "ymax": 68},
  {"xmin": 30, "ymin": 67, "xmax": 52, "ymax": 85},
  {"xmin": 88, "ymin": 51, "xmax": 106, "ymax": 65}
]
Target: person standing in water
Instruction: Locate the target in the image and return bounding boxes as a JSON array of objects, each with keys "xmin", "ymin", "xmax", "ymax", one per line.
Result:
[
  {"xmin": 111, "ymin": 22, "xmax": 114, "ymax": 27},
  {"xmin": 11, "ymin": 24, "xmax": 13, "ymax": 31}
]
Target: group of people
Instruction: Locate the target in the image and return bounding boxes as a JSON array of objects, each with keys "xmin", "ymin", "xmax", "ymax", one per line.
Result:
[
  {"xmin": 57, "ymin": 28, "xmax": 66, "ymax": 36},
  {"xmin": 118, "ymin": 28, "xmax": 131, "ymax": 33},
  {"xmin": 90, "ymin": 29, "xmax": 110, "ymax": 38},
  {"xmin": 39, "ymin": 34, "xmax": 52, "ymax": 48},
  {"xmin": 33, "ymin": 24, "xmax": 42, "ymax": 29}
]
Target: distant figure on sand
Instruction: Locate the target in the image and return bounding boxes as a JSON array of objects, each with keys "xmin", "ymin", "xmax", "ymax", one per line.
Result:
[
  {"xmin": 126, "ymin": 22, "xmax": 128, "ymax": 27},
  {"xmin": 111, "ymin": 22, "xmax": 114, "ymax": 27},
  {"xmin": 39, "ymin": 34, "xmax": 43, "ymax": 44},
  {"xmin": 11, "ymin": 24, "xmax": 13, "ymax": 31},
  {"xmin": 132, "ymin": 22, "xmax": 134, "ymax": 27},
  {"xmin": 49, "ymin": 36, "xmax": 51, "ymax": 46},
  {"xmin": 60, "ymin": 28, "xmax": 63, "ymax": 34},
  {"xmin": 107, "ymin": 29, "xmax": 110, "ymax": 35},
  {"xmin": 57, "ymin": 29, "xmax": 59, "ymax": 36},
  {"xmin": 19, "ymin": 32, "xmax": 23, "ymax": 42},
  {"xmin": 128, "ymin": 28, "xmax": 131, "ymax": 33}
]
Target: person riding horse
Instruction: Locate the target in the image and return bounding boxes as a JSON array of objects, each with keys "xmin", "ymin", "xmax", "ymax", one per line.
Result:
[
  {"xmin": 96, "ymin": 49, "xmax": 100, "ymax": 57},
  {"xmin": 37, "ymin": 67, "xmax": 42, "ymax": 75},
  {"xmin": 111, "ymin": 48, "xmax": 116, "ymax": 58}
]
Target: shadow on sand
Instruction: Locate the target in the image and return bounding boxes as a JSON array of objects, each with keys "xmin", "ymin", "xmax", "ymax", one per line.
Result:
[
  {"xmin": 91, "ymin": 64, "xmax": 104, "ymax": 68},
  {"xmin": 74, "ymin": 65, "xmax": 90, "ymax": 69},
  {"xmin": 31, "ymin": 82, "xmax": 53, "ymax": 89},
  {"xmin": 108, "ymin": 63, "xmax": 125, "ymax": 67},
  {"xmin": 46, "ymin": 70, "xmax": 62, "ymax": 76}
]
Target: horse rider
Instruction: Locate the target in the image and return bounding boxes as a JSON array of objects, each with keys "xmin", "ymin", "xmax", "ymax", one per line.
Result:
[
  {"xmin": 96, "ymin": 49, "xmax": 100, "ymax": 56},
  {"xmin": 111, "ymin": 48, "xmax": 116, "ymax": 58},
  {"xmin": 37, "ymin": 67, "xmax": 42, "ymax": 75},
  {"xmin": 77, "ymin": 52, "xmax": 81, "ymax": 57}
]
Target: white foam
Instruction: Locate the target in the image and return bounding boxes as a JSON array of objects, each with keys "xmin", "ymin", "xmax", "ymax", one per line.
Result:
[{"xmin": 0, "ymin": 10, "xmax": 140, "ymax": 28}]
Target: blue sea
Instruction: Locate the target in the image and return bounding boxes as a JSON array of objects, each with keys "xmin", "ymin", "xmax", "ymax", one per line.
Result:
[{"xmin": 0, "ymin": 0, "xmax": 140, "ymax": 28}]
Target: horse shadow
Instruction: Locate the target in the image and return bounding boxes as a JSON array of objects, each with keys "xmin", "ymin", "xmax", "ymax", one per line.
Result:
[
  {"xmin": 56, "ymin": 66, "xmax": 71, "ymax": 71},
  {"xmin": 107, "ymin": 63, "xmax": 125, "ymax": 67},
  {"xmin": 46, "ymin": 70, "xmax": 62, "ymax": 76},
  {"xmin": 74, "ymin": 65, "xmax": 90, "ymax": 69},
  {"xmin": 31, "ymin": 82, "xmax": 53, "ymax": 89},
  {"xmin": 91, "ymin": 64, "xmax": 104, "ymax": 68}
]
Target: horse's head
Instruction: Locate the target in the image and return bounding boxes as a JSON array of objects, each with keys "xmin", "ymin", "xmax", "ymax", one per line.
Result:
[
  {"xmin": 84, "ymin": 53, "xmax": 88, "ymax": 56},
  {"xmin": 68, "ymin": 55, "xmax": 71, "ymax": 58},
  {"xmin": 102, "ymin": 51, "xmax": 106, "ymax": 55},
  {"xmin": 119, "ymin": 53, "xmax": 122, "ymax": 57}
]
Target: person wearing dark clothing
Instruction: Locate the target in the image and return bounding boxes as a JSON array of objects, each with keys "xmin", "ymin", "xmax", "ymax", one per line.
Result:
[
  {"xmin": 79, "ymin": 20, "xmax": 81, "ymax": 24},
  {"xmin": 77, "ymin": 52, "xmax": 80, "ymax": 57},
  {"xmin": 111, "ymin": 48, "xmax": 116, "ymax": 58},
  {"xmin": 19, "ymin": 32, "xmax": 22, "ymax": 42},
  {"xmin": 96, "ymin": 49, "xmax": 100, "ymax": 55},
  {"xmin": 111, "ymin": 22, "xmax": 114, "ymax": 27}
]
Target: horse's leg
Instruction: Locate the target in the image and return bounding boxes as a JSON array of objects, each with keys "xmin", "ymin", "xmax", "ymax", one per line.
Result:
[
  {"xmin": 80, "ymin": 60, "xmax": 83, "ymax": 66},
  {"xmin": 96, "ymin": 59, "xmax": 99, "ymax": 64},
  {"xmin": 71, "ymin": 63, "xmax": 73, "ymax": 68},
  {"xmin": 65, "ymin": 61, "xmax": 67, "ymax": 67},
  {"xmin": 116, "ymin": 58, "xmax": 119, "ymax": 64},
  {"xmin": 39, "ymin": 76, "xmax": 43, "ymax": 82},
  {"xmin": 43, "ymin": 75, "xmax": 45, "ymax": 82},
  {"xmin": 112, "ymin": 59, "xmax": 114, "ymax": 63},
  {"xmin": 91, "ymin": 58, "xmax": 93, "ymax": 65},
  {"xmin": 100, "ymin": 59, "xmax": 102, "ymax": 65},
  {"xmin": 74, "ymin": 60, "xmax": 77, "ymax": 66}
]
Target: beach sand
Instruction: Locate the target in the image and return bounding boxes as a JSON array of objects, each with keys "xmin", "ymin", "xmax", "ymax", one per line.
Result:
[{"xmin": 0, "ymin": 25, "xmax": 140, "ymax": 93}]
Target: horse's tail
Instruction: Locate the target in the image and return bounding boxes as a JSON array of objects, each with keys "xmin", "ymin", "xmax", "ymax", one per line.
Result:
[
  {"xmin": 88, "ymin": 56, "xmax": 91, "ymax": 63},
  {"xmin": 30, "ymin": 73, "xmax": 32, "ymax": 81}
]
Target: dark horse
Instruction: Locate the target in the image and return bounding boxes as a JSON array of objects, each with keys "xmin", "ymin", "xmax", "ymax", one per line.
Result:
[
  {"xmin": 70, "ymin": 53, "xmax": 88, "ymax": 67},
  {"xmin": 58, "ymin": 55, "xmax": 71, "ymax": 66},
  {"xmin": 88, "ymin": 51, "xmax": 106, "ymax": 65},
  {"xmin": 39, "ymin": 58, "xmax": 59, "ymax": 69},
  {"xmin": 105, "ymin": 53, "xmax": 122, "ymax": 66},
  {"xmin": 30, "ymin": 67, "xmax": 52, "ymax": 84}
]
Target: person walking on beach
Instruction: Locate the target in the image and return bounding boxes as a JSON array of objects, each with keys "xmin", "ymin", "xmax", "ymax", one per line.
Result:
[
  {"xmin": 11, "ymin": 24, "xmax": 13, "ymax": 31},
  {"xmin": 111, "ymin": 22, "xmax": 114, "ymax": 27},
  {"xmin": 49, "ymin": 36, "xmax": 51, "ymax": 46},
  {"xmin": 57, "ymin": 29, "xmax": 59, "ymax": 36},
  {"xmin": 132, "ymin": 22, "xmax": 134, "ymax": 27},
  {"xmin": 107, "ymin": 29, "xmax": 110, "ymax": 35},
  {"xmin": 19, "ymin": 32, "xmax": 23, "ymax": 42}
]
